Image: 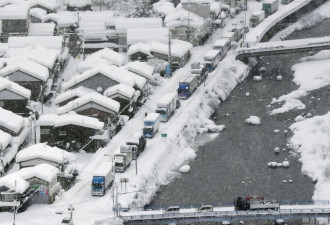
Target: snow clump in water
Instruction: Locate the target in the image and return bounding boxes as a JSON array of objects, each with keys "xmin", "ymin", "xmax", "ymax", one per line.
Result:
[
  {"xmin": 245, "ymin": 116, "xmax": 261, "ymax": 125},
  {"xmin": 179, "ymin": 165, "xmax": 190, "ymax": 173}
]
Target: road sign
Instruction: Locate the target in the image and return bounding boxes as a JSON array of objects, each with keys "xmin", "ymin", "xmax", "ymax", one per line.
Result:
[{"xmin": 161, "ymin": 133, "xmax": 167, "ymax": 138}]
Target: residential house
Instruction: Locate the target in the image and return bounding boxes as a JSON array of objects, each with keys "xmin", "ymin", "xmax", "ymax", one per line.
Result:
[
  {"xmin": 0, "ymin": 4, "xmax": 30, "ymax": 42},
  {"xmin": 62, "ymin": 64, "xmax": 136, "ymax": 93},
  {"xmin": 103, "ymin": 84, "xmax": 137, "ymax": 117},
  {"xmin": 36, "ymin": 114, "xmax": 106, "ymax": 151},
  {"xmin": 14, "ymin": 164, "xmax": 60, "ymax": 204},
  {"xmin": 54, "ymin": 86, "xmax": 96, "ymax": 107},
  {"xmin": 57, "ymin": 92, "xmax": 120, "ymax": 125},
  {"xmin": 29, "ymin": 8, "xmax": 47, "ymax": 23},
  {"xmin": 16, "ymin": 143, "xmax": 76, "ymax": 169},
  {"xmin": 0, "ymin": 77, "xmax": 31, "ymax": 115},
  {"xmin": 8, "ymin": 36, "xmax": 64, "ymax": 52},
  {"xmin": 150, "ymin": 40, "xmax": 192, "ymax": 70},
  {"xmin": 28, "ymin": 0, "xmax": 59, "ymax": 14},
  {"xmin": 0, "ymin": 175, "xmax": 31, "ymax": 212},
  {"xmin": 127, "ymin": 43, "xmax": 152, "ymax": 62},
  {"xmin": 0, "ymin": 60, "xmax": 49, "ymax": 101},
  {"xmin": 0, "ymin": 107, "xmax": 25, "ymax": 137},
  {"xmin": 122, "ymin": 61, "xmax": 154, "ymax": 80}
]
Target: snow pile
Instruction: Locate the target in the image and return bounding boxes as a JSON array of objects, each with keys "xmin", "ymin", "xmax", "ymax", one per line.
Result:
[
  {"xmin": 271, "ymin": 90, "xmax": 307, "ymax": 104},
  {"xmin": 153, "ymin": 0, "xmax": 175, "ymax": 16},
  {"xmin": 179, "ymin": 165, "xmax": 190, "ymax": 173},
  {"xmin": 245, "ymin": 116, "xmax": 261, "ymax": 125},
  {"xmin": 253, "ymin": 76, "xmax": 262, "ymax": 81},
  {"xmin": 289, "ymin": 112, "xmax": 330, "ymax": 200},
  {"xmin": 271, "ymin": 98, "xmax": 306, "ymax": 115}
]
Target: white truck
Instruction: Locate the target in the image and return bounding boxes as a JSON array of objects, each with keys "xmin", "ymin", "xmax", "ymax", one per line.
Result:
[
  {"xmin": 143, "ymin": 113, "xmax": 160, "ymax": 138},
  {"xmin": 262, "ymin": 0, "xmax": 279, "ymax": 17},
  {"xmin": 250, "ymin": 10, "xmax": 265, "ymax": 27},
  {"xmin": 213, "ymin": 38, "xmax": 230, "ymax": 57},
  {"xmin": 156, "ymin": 93, "xmax": 177, "ymax": 122},
  {"xmin": 114, "ymin": 145, "xmax": 133, "ymax": 172},
  {"xmin": 91, "ymin": 162, "xmax": 114, "ymax": 196}
]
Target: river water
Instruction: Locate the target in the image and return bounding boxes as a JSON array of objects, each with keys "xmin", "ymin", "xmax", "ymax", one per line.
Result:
[{"xmin": 149, "ymin": 16, "xmax": 330, "ymax": 225}]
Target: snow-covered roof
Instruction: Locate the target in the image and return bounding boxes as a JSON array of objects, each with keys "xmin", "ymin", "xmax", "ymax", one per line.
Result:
[
  {"xmin": 127, "ymin": 28, "xmax": 169, "ymax": 45},
  {"xmin": 251, "ymin": 10, "xmax": 265, "ymax": 17},
  {"xmin": 0, "ymin": 59, "xmax": 49, "ymax": 81},
  {"xmin": 16, "ymin": 143, "xmax": 76, "ymax": 164},
  {"xmin": 113, "ymin": 17, "xmax": 163, "ymax": 34},
  {"xmin": 104, "ymin": 84, "xmax": 135, "ymax": 99},
  {"xmin": 8, "ymin": 36, "xmax": 64, "ymax": 51},
  {"xmin": 152, "ymin": 0, "xmax": 175, "ymax": 16},
  {"xmin": 1, "ymin": 4, "xmax": 28, "ymax": 20},
  {"xmin": 28, "ymin": 23, "xmax": 55, "ymax": 36},
  {"xmin": 0, "ymin": 0, "xmax": 24, "ymax": 7},
  {"xmin": 158, "ymin": 92, "xmax": 176, "ymax": 106},
  {"xmin": 29, "ymin": 8, "xmax": 47, "ymax": 19},
  {"xmin": 14, "ymin": 163, "xmax": 59, "ymax": 183},
  {"xmin": 0, "ymin": 174, "xmax": 29, "ymax": 194},
  {"xmin": 181, "ymin": 0, "xmax": 211, "ymax": 3},
  {"xmin": 27, "ymin": 46, "xmax": 59, "ymax": 69},
  {"xmin": 56, "ymin": 11, "xmax": 78, "ymax": 28},
  {"xmin": 28, "ymin": 0, "xmax": 59, "ymax": 11},
  {"xmin": 41, "ymin": 13, "xmax": 58, "ymax": 23},
  {"xmin": 222, "ymin": 31, "xmax": 235, "ymax": 39},
  {"xmin": 37, "ymin": 113, "xmax": 104, "ymax": 130},
  {"xmin": 0, "ymin": 129, "xmax": 12, "ymax": 150},
  {"xmin": 0, "ymin": 76, "xmax": 31, "ymax": 99},
  {"xmin": 204, "ymin": 49, "xmax": 220, "ymax": 58},
  {"xmin": 150, "ymin": 39, "xmax": 192, "ymax": 58},
  {"xmin": 210, "ymin": 1, "xmax": 220, "ymax": 14},
  {"xmin": 78, "ymin": 48, "xmax": 125, "ymax": 72},
  {"xmin": 57, "ymin": 92, "xmax": 120, "ymax": 115},
  {"xmin": 65, "ymin": 0, "xmax": 91, "ymax": 6},
  {"xmin": 94, "ymin": 162, "xmax": 113, "ymax": 177},
  {"xmin": 0, "ymin": 107, "xmax": 25, "ymax": 134},
  {"xmin": 122, "ymin": 61, "xmax": 154, "ymax": 80},
  {"xmin": 63, "ymin": 64, "xmax": 136, "ymax": 90},
  {"xmin": 127, "ymin": 43, "xmax": 152, "ymax": 57},
  {"xmin": 54, "ymin": 86, "xmax": 96, "ymax": 105},
  {"xmin": 145, "ymin": 113, "xmax": 160, "ymax": 122},
  {"xmin": 164, "ymin": 8, "xmax": 204, "ymax": 28}
]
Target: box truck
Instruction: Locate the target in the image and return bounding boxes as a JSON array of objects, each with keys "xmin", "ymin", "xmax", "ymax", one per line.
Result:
[{"xmin": 91, "ymin": 162, "xmax": 114, "ymax": 196}]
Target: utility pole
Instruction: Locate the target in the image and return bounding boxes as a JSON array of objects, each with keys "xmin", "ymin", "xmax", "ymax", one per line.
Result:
[
  {"xmin": 13, "ymin": 180, "xmax": 17, "ymax": 225},
  {"xmin": 167, "ymin": 30, "xmax": 172, "ymax": 77},
  {"xmin": 68, "ymin": 204, "xmax": 74, "ymax": 222},
  {"xmin": 187, "ymin": 0, "xmax": 191, "ymax": 40}
]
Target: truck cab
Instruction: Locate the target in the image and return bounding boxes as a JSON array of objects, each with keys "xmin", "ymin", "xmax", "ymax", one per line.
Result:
[
  {"xmin": 143, "ymin": 113, "xmax": 160, "ymax": 138},
  {"xmin": 91, "ymin": 176, "xmax": 106, "ymax": 196}
]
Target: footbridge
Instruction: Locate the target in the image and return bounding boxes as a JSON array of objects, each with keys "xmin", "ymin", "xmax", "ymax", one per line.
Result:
[
  {"xmin": 118, "ymin": 202, "xmax": 330, "ymax": 225},
  {"xmin": 236, "ymin": 36, "xmax": 330, "ymax": 62}
]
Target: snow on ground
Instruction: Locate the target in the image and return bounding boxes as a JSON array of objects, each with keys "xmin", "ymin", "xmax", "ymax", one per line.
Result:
[
  {"xmin": 270, "ymin": 52, "xmax": 330, "ymax": 115},
  {"xmin": 289, "ymin": 111, "xmax": 330, "ymax": 201},
  {"xmin": 271, "ymin": 0, "xmax": 330, "ymax": 41}
]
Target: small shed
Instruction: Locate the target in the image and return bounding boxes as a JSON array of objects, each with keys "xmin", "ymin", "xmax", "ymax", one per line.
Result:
[{"xmin": 127, "ymin": 43, "xmax": 152, "ymax": 62}]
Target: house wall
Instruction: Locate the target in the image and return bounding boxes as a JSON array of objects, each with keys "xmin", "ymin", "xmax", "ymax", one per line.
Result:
[
  {"xmin": 75, "ymin": 106, "xmax": 116, "ymax": 124},
  {"xmin": 53, "ymin": 124, "xmax": 100, "ymax": 152},
  {"xmin": 27, "ymin": 176, "xmax": 58, "ymax": 204},
  {"xmin": 15, "ymin": 81, "xmax": 44, "ymax": 101},
  {"xmin": 30, "ymin": 15, "xmax": 42, "ymax": 23},
  {"xmin": 57, "ymin": 96, "xmax": 79, "ymax": 107},
  {"xmin": 69, "ymin": 73, "xmax": 120, "ymax": 93},
  {"xmin": 39, "ymin": 126, "xmax": 55, "ymax": 144},
  {"xmin": 1, "ymin": 19, "xmax": 29, "ymax": 34},
  {"xmin": 0, "ymin": 99, "xmax": 29, "ymax": 115}
]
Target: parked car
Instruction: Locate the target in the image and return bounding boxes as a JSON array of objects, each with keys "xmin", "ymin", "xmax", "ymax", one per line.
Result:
[
  {"xmin": 165, "ymin": 206, "xmax": 180, "ymax": 213},
  {"xmin": 198, "ymin": 204, "xmax": 213, "ymax": 212},
  {"xmin": 61, "ymin": 217, "xmax": 73, "ymax": 225}
]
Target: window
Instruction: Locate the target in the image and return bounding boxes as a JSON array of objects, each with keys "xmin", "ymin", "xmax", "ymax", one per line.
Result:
[
  {"xmin": 58, "ymin": 130, "xmax": 67, "ymax": 136},
  {"xmin": 0, "ymin": 101, "xmax": 4, "ymax": 107},
  {"xmin": 40, "ymin": 129, "xmax": 51, "ymax": 135}
]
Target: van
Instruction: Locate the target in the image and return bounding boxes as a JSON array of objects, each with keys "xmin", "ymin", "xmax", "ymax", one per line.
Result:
[
  {"xmin": 198, "ymin": 205, "xmax": 213, "ymax": 212},
  {"xmin": 165, "ymin": 206, "xmax": 180, "ymax": 212}
]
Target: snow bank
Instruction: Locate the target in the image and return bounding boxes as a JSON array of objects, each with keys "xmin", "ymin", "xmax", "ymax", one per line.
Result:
[
  {"xmin": 245, "ymin": 116, "xmax": 261, "ymax": 125},
  {"xmin": 271, "ymin": 90, "xmax": 307, "ymax": 104},
  {"xmin": 271, "ymin": 98, "xmax": 305, "ymax": 115},
  {"xmin": 289, "ymin": 111, "xmax": 330, "ymax": 200},
  {"xmin": 179, "ymin": 165, "xmax": 190, "ymax": 173}
]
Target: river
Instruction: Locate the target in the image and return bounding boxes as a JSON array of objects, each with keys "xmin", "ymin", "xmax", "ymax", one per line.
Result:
[{"xmin": 148, "ymin": 15, "xmax": 330, "ymax": 225}]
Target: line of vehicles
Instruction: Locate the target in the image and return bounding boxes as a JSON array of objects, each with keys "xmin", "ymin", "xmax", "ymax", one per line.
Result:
[
  {"xmin": 177, "ymin": 33, "xmax": 232, "ymax": 100},
  {"xmin": 159, "ymin": 196, "xmax": 280, "ymax": 214}
]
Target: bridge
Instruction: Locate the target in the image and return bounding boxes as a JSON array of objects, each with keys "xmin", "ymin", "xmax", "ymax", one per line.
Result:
[
  {"xmin": 236, "ymin": 36, "xmax": 330, "ymax": 62},
  {"xmin": 116, "ymin": 203, "xmax": 330, "ymax": 225}
]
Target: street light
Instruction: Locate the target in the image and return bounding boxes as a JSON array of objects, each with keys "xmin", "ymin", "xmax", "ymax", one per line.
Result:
[{"xmin": 104, "ymin": 154, "xmax": 116, "ymax": 216}]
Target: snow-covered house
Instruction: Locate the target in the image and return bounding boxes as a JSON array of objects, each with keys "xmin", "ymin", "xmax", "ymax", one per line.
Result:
[
  {"xmin": 54, "ymin": 86, "xmax": 96, "ymax": 107},
  {"xmin": 13, "ymin": 163, "xmax": 60, "ymax": 204},
  {"xmin": 57, "ymin": 92, "xmax": 120, "ymax": 125},
  {"xmin": 0, "ymin": 4, "xmax": 30, "ymax": 42},
  {"xmin": 152, "ymin": 1, "xmax": 176, "ymax": 17},
  {"xmin": 36, "ymin": 114, "xmax": 106, "ymax": 152},
  {"xmin": 0, "ymin": 129, "xmax": 12, "ymax": 157},
  {"xmin": 164, "ymin": 8, "xmax": 212, "ymax": 46},
  {"xmin": 150, "ymin": 40, "xmax": 193, "ymax": 69},
  {"xmin": 28, "ymin": 23, "xmax": 55, "ymax": 36},
  {"xmin": 29, "ymin": 8, "xmax": 47, "ymax": 23},
  {"xmin": 104, "ymin": 84, "xmax": 137, "ymax": 117},
  {"xmin": 8, "ymin": 36, "xmax": 64, "ymax": 52},
  {"xmin": 0, "ymin": 60, "xmax": 49, "ymax": 101},
  {"xmin": 0, "ymin": 107, "xmax": 26, "ymax": 136},
  {"xmin": 0, "ymin": 174, "xmax": 31, "ymax": 212},
  {"xmin": 28, "ymin": 0, "xmax": 59, "ymax": 14},
  {"xmin": 78, "ymin": 48, "xmax": 125, "ymax": 73},
  {"xmin": 127, "ymin": 43, "xmax": 152, "ymax": 62},
  {"xmin": 62, "ymin": 64, "xmax": 136, "ymax": 93},
  {"xmin": 122, "ymin": 61, "xmax": 154, "ymax": 80},
  {"xmin": 0, "ymin": 77, "xmax": 31, "ymax": 115},
  {"xmin": 127, "ymin": 28, "xmax": 169, "ymax": 47},
  {"xmin": 64, "ymin": 0, "xmax": 92, "ymax": 11},
  {"xmin": 16, "ymin": 143, "xmax": 76, "ymax": 169}
]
